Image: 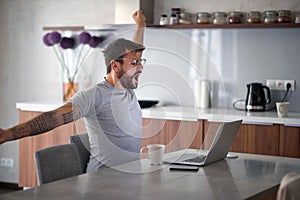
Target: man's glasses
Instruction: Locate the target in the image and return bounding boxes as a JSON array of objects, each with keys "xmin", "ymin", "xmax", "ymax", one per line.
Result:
[{"xmin": 116, "ymin": 58, "xmax": 146, "ymax": 66}]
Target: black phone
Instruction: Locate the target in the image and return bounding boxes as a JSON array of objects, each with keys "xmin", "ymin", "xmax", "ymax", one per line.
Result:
[{"xmin": 169, "ymin": 165, "xmax": 199, "ymax": 172}]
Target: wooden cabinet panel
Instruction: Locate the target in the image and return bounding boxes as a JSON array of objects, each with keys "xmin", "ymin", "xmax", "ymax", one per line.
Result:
[
  {"xmin": 141, "ymin": 118, "xmax": 166, "ymax": 148},
  {"xmin": 142, "ymin": 118, "xmax": 203, "ymax": 153},
  {"xmin": 279, "ymin": 125, "xmax": 300, "ymax": 158},
  {"xmin": 18, "ymin": 110, "xmax": 85, "ymax": 187},
  {"xmin": 204, "ymin": 120, "xmax": 280, "ymax": 156},
  {"xmin": 165, "ymin": 120, "xmax": 202, "ymax": 152}
]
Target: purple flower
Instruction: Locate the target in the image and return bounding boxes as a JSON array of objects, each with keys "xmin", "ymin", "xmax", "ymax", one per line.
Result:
[
  {"xmin": 89, "ymin": 36, "xmax": 104, "ymax": 48},
  {"xmin": 42, "ymin": 33, "xmax": 53, "ymax": 46},
  {"xmin": 47, "ymin": 31, "xmax": 62, "ymax": 45},
  {"xmin": 60, "ymin": 37, "xmax": 75, "ymax": 49},
  {"xmin": 79, "ymin": 32, "xmax": 91, "ymax": 44}
]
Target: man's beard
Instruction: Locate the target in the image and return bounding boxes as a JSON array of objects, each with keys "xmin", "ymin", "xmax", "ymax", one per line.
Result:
[{"xmin": 118, "ymin": 69, "xmax": 141, "ymax": 89}]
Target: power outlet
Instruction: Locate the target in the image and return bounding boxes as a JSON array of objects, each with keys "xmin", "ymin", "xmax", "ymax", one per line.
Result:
[
  {"xmin": 266, "ymin": 79, "xmax": 295, "ymax": 91},
  {"xmin": 0, "ymin": 157, "xmax": 14, "ymax": 168},
  {"xmin": 284, "ymin": 80, "xmax": 295, "ymax": 91}
]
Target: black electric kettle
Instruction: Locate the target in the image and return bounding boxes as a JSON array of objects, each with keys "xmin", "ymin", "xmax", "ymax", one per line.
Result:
[{"xmin": 245, "ymin": 82, "xmax": 271, "ymax": 111}]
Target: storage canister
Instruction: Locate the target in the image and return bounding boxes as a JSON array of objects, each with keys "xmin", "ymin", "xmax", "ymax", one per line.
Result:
[
  {"xmin": 246, "ymin": 11, "xmax": 261, "ymax": 23},
  {"xmin": 179, "ymin": 12, "xmax": 192, "ymax": 24},
  {"xmin": 196, "ymin": 12, "xmax": 210, "ymax": 24},
  {"xmin": 212, "ymin": 12, "xmax": 227, "ymax": 24},
  {"xmin": 228, "ymin": 11, "xmax": 244, "ymax": 24},
  {"xmin": 278, "ymin": 10, "xmax": 292, "ymax": 23},
  {"xmin": 263, "ymin": 10, "xmax": 278, "ymax": 24}
]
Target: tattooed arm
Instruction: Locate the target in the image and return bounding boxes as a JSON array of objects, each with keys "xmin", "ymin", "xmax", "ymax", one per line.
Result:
[{"xmin": 0, "ymin": 102, "xmax": 80, "ymax": 144}]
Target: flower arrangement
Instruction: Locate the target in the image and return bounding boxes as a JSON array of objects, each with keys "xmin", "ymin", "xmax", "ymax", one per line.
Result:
[
  {"xmin": 42, "ymin": 31, "xmax": 105, "ymax": 83},
  {"xmin": 43, "ymin": 31, "xmax": 106, "ymax": 100}
]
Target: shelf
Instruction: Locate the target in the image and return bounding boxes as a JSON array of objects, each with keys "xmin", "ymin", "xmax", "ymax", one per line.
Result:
[
  {"xmin": 43, "ymin": 26, "xmax": 84, "ymax": 31},
  {"xmin": 43, "ymin": 24, "xmax": 136, "ymax": 32},
  {"xmin": 147, "ymin": 23, "xmax": 300, "ymax": 29}
]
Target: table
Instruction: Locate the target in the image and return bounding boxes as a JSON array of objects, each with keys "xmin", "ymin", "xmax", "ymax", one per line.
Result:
[{"xmin": 2, "ymin": 150, "xmax": 300, "ymax": 200}]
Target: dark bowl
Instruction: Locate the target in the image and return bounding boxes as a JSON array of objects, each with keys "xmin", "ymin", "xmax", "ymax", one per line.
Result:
[{"xmin": 138, "ymin": 100, "xmax": 159, "ymax": 109}]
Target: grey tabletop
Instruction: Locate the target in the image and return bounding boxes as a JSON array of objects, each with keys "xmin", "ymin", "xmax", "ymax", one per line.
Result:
[{"xmin": 2, "ymin": 150, "xmax": 300, "ymax": 200}]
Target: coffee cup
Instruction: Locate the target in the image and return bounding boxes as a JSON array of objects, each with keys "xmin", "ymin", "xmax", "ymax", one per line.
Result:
[
  {"xmin": 140, "ymin": 144, "xmax": 165, "ymax": 165},
  {"xmin": 276, "ymin": 102, "xmax": 289, "ymax": 118}
]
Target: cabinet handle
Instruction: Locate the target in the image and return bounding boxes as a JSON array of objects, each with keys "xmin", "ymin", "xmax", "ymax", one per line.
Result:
[
  {"xmin": 242, "ymin": 121, "xmax": 274, "ymax": 126},
  {"xmin": 284, "ymin": 123, "xmax": 300, "ymax": 127}
]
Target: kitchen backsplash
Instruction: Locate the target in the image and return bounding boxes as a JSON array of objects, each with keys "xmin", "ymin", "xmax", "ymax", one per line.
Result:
[{"xmin": 133, "ymin": 27, "xmax": 300, "ymax": 112}]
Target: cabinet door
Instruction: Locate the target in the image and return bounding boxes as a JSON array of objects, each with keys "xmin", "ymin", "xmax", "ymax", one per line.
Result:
[
  {"xmin": 18, "ymin": 110, "xmax": 77, "ymax": 187},
  {"xmin": 165, "ymin": 120, "xmax": 202, "ymax": 152},
  {"xmin": 142, "ymin": 118, "xmax": 203, "ymax": 153},
  {"xmin": 141, "ymin": 118, "xmax": 166, "ymax": 148},
  {"xmin": 204, "ymin": 120, "xmax": 280, "ymax": 156},
  {"xmin": 279, "ymin": 125, "xmax": 300, "ymax": 158}
]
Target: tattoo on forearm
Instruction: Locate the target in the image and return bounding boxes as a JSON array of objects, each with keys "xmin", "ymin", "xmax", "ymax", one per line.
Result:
[
  {"xmin": 63, "ymin": 110, "xmax": 80, "ymax": 124},
  {"xmin": 10, "ymin": 106, "xmax": 80, "ymax": 140},
  {"xmin": 27, "ymin": 113, "xmax": 55, "ymax": 136}
]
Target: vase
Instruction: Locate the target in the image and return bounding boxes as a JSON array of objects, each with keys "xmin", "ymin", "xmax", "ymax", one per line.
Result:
[{"xmin": 63, "ymin": 82, "xmax": 78, "ymax": 101}]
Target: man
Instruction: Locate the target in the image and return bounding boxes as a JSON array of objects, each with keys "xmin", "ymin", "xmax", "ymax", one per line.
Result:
[{"xmin": 0, "ymin": 10, "xmax": 147, "ymax": 172}]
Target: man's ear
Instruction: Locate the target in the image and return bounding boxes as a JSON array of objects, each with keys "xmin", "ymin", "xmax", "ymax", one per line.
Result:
[{"xmin": 110, "ymin": 60, "xmax": 119, "ymax": 72}]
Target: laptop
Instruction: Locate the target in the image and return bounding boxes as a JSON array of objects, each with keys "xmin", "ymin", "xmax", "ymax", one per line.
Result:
[{"xmin": 164, "ymin": 120, "xmax": 242, "ymax": 167}]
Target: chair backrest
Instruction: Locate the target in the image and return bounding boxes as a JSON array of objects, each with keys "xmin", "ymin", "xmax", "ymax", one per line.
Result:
[
  {"xmin": 34, "ymin": 143, "xmax": 84, "ymax": 185},
  {"xmin": 69, "ymin": 133, "xmax": 91, "ymax": 173},
  {"xmin": 277, "ymin": 172, "xmax": 300, "ymax": 200}
]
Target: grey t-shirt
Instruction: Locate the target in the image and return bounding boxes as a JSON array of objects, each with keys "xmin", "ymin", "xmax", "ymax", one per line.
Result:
[{"xmin": 68, "ymin": 80, "xmax": 142, "ymax": 172}]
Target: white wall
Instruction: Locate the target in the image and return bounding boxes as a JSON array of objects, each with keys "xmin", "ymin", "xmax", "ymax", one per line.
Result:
[{"xmin": 0, "ymin": 0, "xmax": 116, "ymax": 183}]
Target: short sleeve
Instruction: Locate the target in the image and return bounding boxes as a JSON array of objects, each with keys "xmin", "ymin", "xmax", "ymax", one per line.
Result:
[{"xmin": 67, "ymin": 86, "xmax": 101, "ymax": 117}]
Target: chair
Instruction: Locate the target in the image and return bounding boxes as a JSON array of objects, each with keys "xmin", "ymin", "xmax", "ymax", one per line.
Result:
[
  {"xmin": 34, "ymin": 143, "xmax": 83, "ymax": 185},
  {"xmin": 69, "ymin": 133, "xmax": 91, "ymax": 173},
  {"xmin": 277, "ymin": 172, "xmax": 300, "ymax": 200}
]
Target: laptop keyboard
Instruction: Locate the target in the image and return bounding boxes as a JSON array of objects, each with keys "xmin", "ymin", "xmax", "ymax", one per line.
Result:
[{"xmin": 184, "ymin": 155, "xmax": 206, "ymax": 163}]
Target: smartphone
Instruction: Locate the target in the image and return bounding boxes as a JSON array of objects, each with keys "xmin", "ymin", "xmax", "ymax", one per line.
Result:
[{"xmin": 169, "ymin": 165, "xmax": 199, "ymax": 172}]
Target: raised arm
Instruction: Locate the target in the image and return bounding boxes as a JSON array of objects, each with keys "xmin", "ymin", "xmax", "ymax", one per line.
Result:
[
  {"xmin": 132, "ymin": 10, "xmax": 146, "ymax": 45},
  {"xmin": 0, "ymin": 102, "xmax": 81, "ymax": 144}
]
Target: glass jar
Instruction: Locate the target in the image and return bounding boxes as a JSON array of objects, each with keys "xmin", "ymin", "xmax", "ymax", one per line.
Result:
[
  {"xmin": 179, "ymin": 12, "xmax": 192, "ymax": 24},
  {"xmin": 296, "ymin": 13, "xmax": 300, "ymax": 23},
  {"xmin": 246, "ymin": 11, "xmax": 261, "ymax": 23},
  {"xmin": 159, "ymin": 14, "xmax": 168, "ymax": 25},
  {"xmin": 170, "ymin": 7, "xmax": 181, "ymax": 24},
  {"xmin": 264, "ymin": 10, "xmax": 278, "ymax": 24},
  {"xmin": 196, "ymin": 12, "xmax": 210, "ymax": 24},
  {"xmin": 169, "ymin": 13, "xmax": 178, "ymax": 24},
  {"xmin": 228, "ymin": 11, "xmax": 244, "ymax": 24},
  {"xmin": 278, "ymin": 10, "xmax": 292, "ymax": 23},
  {"xmin": 212, "ymin": 12, "xmax": 227, "ymax": 24}
]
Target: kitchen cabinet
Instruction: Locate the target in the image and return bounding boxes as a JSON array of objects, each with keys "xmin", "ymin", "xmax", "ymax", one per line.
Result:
[
  {"xmin": 203, "ymin": 120, "xmax": 280, "ymax": 156},
  {"xmin": 141, "ymin": 118, "xmax": 203, "ymax": 153},
  {"xmin": 18, "ymin": 110, "xmax": 86, "ymax": 188},
  {"xmin": 279, "ymin": 125, "xmax": 300, "ymax": 158}
]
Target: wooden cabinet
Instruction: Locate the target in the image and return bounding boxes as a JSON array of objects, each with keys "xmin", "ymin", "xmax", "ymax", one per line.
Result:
[
  {"xmin": 203, "ymin": 120, "xmax": 280, "ymax": 156},
  {"xmin": 141, "ymin": 119, "xmax": 300, "ymax": 159},
  {"xmin": 279, "ymin": 125, "xmax": 300, "ymax": 158},
  {"xmin": 18, "ymin": 110, "xmax": 85, "ymax": 188},
  {"xmin": 141, "ymin": 118, "xmax": 203, "ymax": 153}
]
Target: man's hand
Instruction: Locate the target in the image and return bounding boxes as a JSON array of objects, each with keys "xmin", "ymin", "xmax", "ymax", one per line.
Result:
[{"xmin": 132, "ymin": 10, "xmax": 146, "ymax": 28}]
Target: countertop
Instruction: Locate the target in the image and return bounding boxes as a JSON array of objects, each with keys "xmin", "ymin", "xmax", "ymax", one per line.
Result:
[
  {"xmin": 16, "ymin": 102, "xmax": 300, "ymax": 126},
  {"xmin": 3, "ymin": 149, "xmax": 300, "ymax": 200}
]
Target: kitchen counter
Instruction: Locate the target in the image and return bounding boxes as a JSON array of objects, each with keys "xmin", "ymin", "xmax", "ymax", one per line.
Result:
[{"xmin": 16, "ymin": 102, "xmax": 300, "ymax": 126}]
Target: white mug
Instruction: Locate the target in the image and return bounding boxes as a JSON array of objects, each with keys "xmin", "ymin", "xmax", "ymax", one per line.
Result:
[
  {"xmin": 276, "ymin": 102, "xmax": 289, "ymax": 118},
  {"xmin": 140, "ymin": 144, "xmax": 165, "ymax": 165}
]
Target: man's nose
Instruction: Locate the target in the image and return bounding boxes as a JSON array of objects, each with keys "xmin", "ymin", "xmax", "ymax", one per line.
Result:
[{"xmin": 137, "ymin": 63, "xmax": 144, "ymax": 71}]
